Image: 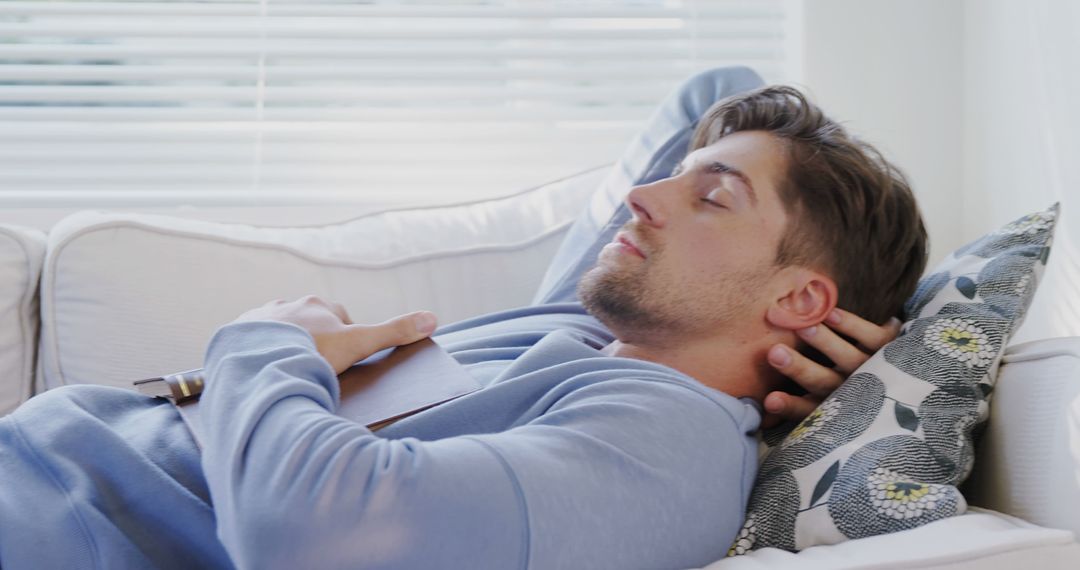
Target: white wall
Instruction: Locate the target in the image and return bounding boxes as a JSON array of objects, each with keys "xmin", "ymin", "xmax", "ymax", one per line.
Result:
[
  {"xmin": 795, "ymin": 0, "xmax": 1079, "ymax": 341},
  {"xmin": 794, "ymin": 0, "xmax": 965, "ymax": 266},
  {"xmin": 962, "ymin": 0, "xmax": 1080, "ymax": 342}
]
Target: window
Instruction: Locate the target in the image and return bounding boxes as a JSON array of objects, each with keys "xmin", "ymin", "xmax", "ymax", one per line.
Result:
[{"xmin": 0, "ymin": 0, "xmax": 791, "ymax": 208}]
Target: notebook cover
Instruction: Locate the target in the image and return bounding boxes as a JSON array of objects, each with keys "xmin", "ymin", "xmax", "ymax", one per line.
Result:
[
  {"xmin": 173, "ymin": 338, "xmax": 481, "ymax": 448},
  {"xmin": 336, "ymin": 337, "xmax": 482, "ymax": 427}
]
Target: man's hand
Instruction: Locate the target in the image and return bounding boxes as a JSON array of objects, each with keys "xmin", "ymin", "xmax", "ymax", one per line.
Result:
[
  {"xmin": 762, "ymin": 308, "xmax": 902, "ymax": 428},
  {"xmin": 232, "ymin": 295, "xmax": 438, "ymax": 375}
]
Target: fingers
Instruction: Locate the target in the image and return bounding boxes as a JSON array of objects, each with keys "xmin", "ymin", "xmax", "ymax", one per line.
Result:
[
  {"xmin": 825, "ymin": 308, "xmax": 902, "ymax": 352},
  {"xmin": 349, "ymin": 311, "xmax": 438, "ymax": 354},
  {"xmin": 763, "ymin": 391, "xmax": 822, "ymax": 425},
  {"xmin": 763, "ymin": 310, "xmax": 904, "ymax": 427},
  {"xmin": 767, "ymin": 344, "xmax": 844, "ymax": 397},
  {"xmin": 290, "ymin": 295, "xmax": 353, "ymax": 324},
  {"xmin": 795, "ymin": 324, "xmax": 871, "ymax": 375},
  {"xmin": 331, "ymin": 302, "xmax": 352, "ymax": 325}
]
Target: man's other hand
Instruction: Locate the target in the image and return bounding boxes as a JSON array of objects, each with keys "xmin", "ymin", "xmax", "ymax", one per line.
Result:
[
  {"xmin": 232, "ymin": 295, "xmax": 438, "ymax": 375},
  {"xmin": 762, "ymin": 308, "xmax": 902, "ymax": 428}
]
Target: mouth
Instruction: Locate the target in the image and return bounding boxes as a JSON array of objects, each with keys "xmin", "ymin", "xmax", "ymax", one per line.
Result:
[{"xmin": 615, "ymin": 232, "xmax": 646, "ymax": 259}]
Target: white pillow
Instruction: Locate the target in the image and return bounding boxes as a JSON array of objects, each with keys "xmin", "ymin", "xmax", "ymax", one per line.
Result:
[
  {"xmin": 37, "ymin": 168, "xmax": 604, "ymax": 392},
  {"xmin": 701, "ymin": 508, "xmax": 1079, "ymax": 570},
  {"xmin": 0, "ymin": 224, "xmax": 46, "ymax": 414},
  {"xmin": 964, "ymin": 336, "xmax": 1080, "ymax": 537}
]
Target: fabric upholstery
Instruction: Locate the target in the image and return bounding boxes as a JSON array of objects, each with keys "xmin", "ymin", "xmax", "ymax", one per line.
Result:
[
  {"xmin": 0, "ymin": 224, "xmax": 46, "ymax": 414},
  {"xmin": 704, "ymin": 508, "xmax": 1079, "ymax": 570},
  {"xmin": 964, "ymin": 335, "xmax": 1080, "ymax": 537}
]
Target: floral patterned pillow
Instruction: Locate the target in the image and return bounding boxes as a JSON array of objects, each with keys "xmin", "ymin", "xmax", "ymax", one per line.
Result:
[{"xmin": 730, "ymin": 204, "xmax": 1059, "ymax": 554}]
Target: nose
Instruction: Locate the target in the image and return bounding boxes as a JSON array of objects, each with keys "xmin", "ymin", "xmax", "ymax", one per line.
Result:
[{"xmin": 625, "ymin": 179, "xmax": 669, "ymax": 228}]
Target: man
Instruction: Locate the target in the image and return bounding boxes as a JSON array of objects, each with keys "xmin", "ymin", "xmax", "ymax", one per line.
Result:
[{"xmin": 0, "ymin": 85, "xmax": 925, "ymax": 569}]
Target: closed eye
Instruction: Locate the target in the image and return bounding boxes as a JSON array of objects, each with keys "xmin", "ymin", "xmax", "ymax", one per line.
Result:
[{"xmin": 702, "ymin": 187, "xmax": 730, "ymax": 209}]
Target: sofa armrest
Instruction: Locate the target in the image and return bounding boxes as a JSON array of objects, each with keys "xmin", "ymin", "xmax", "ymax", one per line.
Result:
[
  {"xmin": 964, "ymin": 336, "xmax": 1080, "ymax": 537},
  {"xmin": 703, "ymin": 508, "xmax": 1078, "ymax": 570},
  {"xmin": 0, "ymin": 224, "xmax": 46, "ymax": 413}
]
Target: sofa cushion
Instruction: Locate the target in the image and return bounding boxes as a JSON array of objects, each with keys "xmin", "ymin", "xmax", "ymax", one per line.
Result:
[
  {"xmin": 37, "ymin": 168, "xmax": 604, "ymax": 391},
  {"xmin": 964, "ymin": 336, "xmax": 1080, "ymax": 537},
  {"xmin": 736, "ymin": 205, "xmax": 1059, "ymax": 553},
  {"xmin": 703, "ymin": 508, "xmax": 1080, "ymax": 570},
  {"xmin": 0, "ymin": 225, "xmax": 47, "ymax": 414}
]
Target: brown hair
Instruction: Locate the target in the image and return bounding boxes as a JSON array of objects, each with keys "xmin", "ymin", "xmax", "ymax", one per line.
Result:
[{"xmin": 690, "ymin": 86, "xmax": 927, "ymax": 324}]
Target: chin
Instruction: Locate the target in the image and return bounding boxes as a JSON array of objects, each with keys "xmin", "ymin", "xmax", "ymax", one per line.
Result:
[{"xmin": 579, "ymin": 273, "xmax": 682, "ymax": 340}]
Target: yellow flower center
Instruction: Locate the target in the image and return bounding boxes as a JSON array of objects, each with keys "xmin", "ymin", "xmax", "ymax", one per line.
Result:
[
  {"xmin": 940, "ymin": 329, "xmax": 981, "ymax": 353},
  {"xmin": 790, "ymin": 408, "xmax": 823, "ymax": 439},
  {"xmin": 885, "ymin": 482, "xmax": 929, "ymax": 502}
]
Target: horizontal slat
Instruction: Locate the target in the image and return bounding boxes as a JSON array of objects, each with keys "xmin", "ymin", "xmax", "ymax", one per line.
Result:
[
  {"xmin": 0, "ymin": 191, "xmax": 402, "ymax": 208},
  {"xmin": 0, "ymin": 176, "xmax": 588, "ymax": 193},
  {"xmin": 0, "ymin": 84, "xmax": 673, "ymax": 104},
  {"xmin": 0, "ymin": 22, "xmax": 779, "ymax": 40},
  {"xmin": 0, "ymin": 177, "xmax": 596, "ymax": 205},
  {"xmin": 0, "ymin": 162, "xmax": 589, "ymax": 181},
  {"xmin": 0, "ymin": 106, "xmax": 658, "ymax": 121},
  {"xmin": 0, "ymin": 2, "xmax": 784, "ymax": 20},
  {"xmin": 0, "ymin": 42, "xmax": 781, "ymax": 61},
  {"xmin": 0, "ymin": 185, "xmax": 585, "ymax": 208},
  {"xmin": 0, "ymin": 121, "xmax": 643, "ymax": 141},
  {"xmin": 0, "ymin": 62, "xmax": 782, "ymax": 82},
  {"xmin": 0, "ymin": 141, "xmax": 629, "ymax": 163}
]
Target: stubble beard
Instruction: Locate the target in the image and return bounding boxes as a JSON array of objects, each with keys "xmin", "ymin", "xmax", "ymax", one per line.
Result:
[
  {"xmin": 577, "ymin": 236, "xmax": 706, "ymax": 344},
  {"xmin": 578, "ymin": 259, "xmax": 683, "ymax": 339},
  {"xmin": 578, "ymin": 242, "xmax": 773, "ymax": 345}
]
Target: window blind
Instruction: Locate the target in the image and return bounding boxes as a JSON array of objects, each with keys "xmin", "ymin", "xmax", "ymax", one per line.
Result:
[{"xmin": 0, "ymin": 0, "xmax": 790, "ymax": 207}]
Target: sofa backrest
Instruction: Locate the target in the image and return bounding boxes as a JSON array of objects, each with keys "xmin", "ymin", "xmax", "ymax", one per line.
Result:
[
  {"xmin": 0, "ymin": 224, "xmax": 46, "ymax": 414},
  {"xmin": 36, "ymin": 167, "xmax": 605, "ymax": 392}
]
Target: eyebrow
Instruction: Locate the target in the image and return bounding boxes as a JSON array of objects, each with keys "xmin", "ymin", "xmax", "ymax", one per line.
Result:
[{"xmin": 706, "ymin": 161, "xmax": 758, "ymax": 205}]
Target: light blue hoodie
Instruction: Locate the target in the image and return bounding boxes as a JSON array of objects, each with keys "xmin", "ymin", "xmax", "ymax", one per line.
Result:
[{"xmin": 0, "ymin": 303, "xmax": 759, "ymax": 569}]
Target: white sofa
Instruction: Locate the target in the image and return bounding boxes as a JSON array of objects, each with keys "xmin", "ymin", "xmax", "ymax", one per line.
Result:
[{"xmin": 1, "ymin": 167, "xmax": 1078, "ymax": 569}]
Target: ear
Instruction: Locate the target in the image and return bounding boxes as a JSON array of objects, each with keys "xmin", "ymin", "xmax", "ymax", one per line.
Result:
[{"xmin": 765, "ymin": 267, "xmax": 838, "ymax": 331}]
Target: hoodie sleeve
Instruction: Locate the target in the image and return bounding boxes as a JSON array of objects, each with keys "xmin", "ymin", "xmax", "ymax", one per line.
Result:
[
  {"xmin": 199, "ymin": 321, "xmax": 757, "ymax": 570},
  {"xmin": 199, "ymin": 321, "xmax": 527, "ymax": 570}
]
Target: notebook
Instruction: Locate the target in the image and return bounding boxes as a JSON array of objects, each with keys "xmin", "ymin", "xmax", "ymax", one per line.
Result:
[{"xmin": 135, "ymin": 338, "xmax": 482, "ymax": 448}]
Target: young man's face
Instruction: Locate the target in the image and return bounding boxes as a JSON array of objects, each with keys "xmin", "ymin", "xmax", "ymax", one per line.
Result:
[{"xmin": 578, "ymin": 130, "xmax": 792, "ymax": 343}]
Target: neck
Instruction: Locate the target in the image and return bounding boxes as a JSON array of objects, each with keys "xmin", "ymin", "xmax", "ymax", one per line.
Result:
[{"xmin": 601, "ymin": 324, "xmax": 786, "ymax": 403}]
